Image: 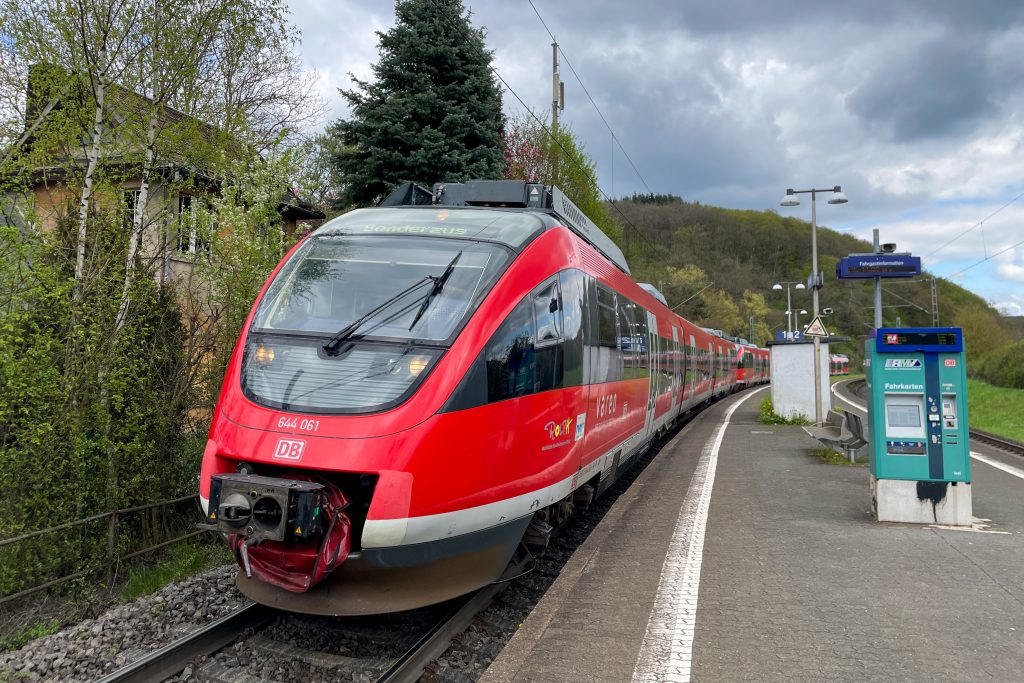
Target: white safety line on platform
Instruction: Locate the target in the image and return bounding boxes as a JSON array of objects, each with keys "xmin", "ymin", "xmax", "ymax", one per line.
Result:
[
  {"xmin": 831, "ymin": 381, "xmax": 1024, "ymax": 481},
  {"xmin": 631, "ymin": 387, "xmax": 766, "ymax": 683},
  {"xmin": 970, "ymin": 452, "xmax": 1024, "ymax": 481}
]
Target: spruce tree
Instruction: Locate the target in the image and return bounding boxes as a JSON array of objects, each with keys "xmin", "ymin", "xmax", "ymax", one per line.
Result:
[{"xmin": 328, "ymin": 0, "xmax": 505, "ymax": 206}]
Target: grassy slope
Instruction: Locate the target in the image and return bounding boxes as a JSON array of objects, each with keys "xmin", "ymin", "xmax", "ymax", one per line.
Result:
[
  {"xmin": 967, "ymin": 379, "xmax": 1024, "ymax": 443},
  {"xmin": 614, "ymin": 198, "xmax": 1018, "ymax": 368}
]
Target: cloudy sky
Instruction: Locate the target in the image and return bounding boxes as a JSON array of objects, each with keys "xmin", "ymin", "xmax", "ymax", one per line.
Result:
[{"xmin": 289, "ymin": 0, "xmax": 1024, "ymax": 315}]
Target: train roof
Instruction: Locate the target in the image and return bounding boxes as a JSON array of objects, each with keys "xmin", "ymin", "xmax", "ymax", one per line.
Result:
[
  {"xmin": 315, "ymin": 205, "xmax": 551, "ymax": 251},
  {"xmin": 376, "ymin": 180, "xmax": 631, "ymax": 276}
]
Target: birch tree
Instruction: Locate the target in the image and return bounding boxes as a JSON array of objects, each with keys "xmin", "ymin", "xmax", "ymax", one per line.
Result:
[{"xmin": 113, "ymin": 0, "xmax": 234, "ymax": 332}]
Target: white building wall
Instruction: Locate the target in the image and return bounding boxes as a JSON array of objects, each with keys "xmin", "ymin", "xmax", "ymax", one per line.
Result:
[{"xmin": 769, "ymin": 341, "xmax": 830, "ymax": 421}]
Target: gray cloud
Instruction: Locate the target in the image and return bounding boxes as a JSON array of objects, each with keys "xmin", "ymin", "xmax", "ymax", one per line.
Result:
[
  {"xmin": 845, "ymin": 31, "xmax": 995, "ymax": 142},
  {"xmin": 289, "ymin": 1, "xmax": 1024, "ymax": 293}
]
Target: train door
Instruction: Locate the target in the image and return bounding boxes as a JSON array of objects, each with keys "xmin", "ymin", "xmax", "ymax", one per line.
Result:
[
  {"xmin": 671, "ymin": 326, "xmax": 680, "ymax": 413},
  {"xmin": 644, "ymin": 310, "xmax": 658, "ymax": 437},
  {"xmin": 688, "ymin": 334, "xmax": 697, "ymax": 403}
]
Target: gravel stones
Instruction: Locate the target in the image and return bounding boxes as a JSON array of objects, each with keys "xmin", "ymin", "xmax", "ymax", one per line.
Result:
[{"xmin": 0, "ymin": 565, "xmax": 245, "ymax": 682}]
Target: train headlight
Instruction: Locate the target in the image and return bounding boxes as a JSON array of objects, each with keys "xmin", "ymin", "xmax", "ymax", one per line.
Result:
[
  {"xmin": 254, "ymin": 344, "xmax": 276, "ymax": 366},
  {"xmin": 408, "ymin": 355, "xmax": 430, "ymax": 377}
]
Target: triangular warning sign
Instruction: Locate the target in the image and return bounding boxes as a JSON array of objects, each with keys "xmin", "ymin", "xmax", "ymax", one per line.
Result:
[{"xmin": 804, "ymin": 316, "xmax": 828, "ymax": 337}]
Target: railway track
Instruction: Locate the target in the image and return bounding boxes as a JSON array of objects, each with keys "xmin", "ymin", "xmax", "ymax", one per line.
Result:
[
  {"xmin": 94, "ymin": 603, "xmax": 275, "ymax": 683},
  {"xmin": 97, "ymin": 579, "xmax": 508, "ymax": 683},
  {"xmin": 840, "ymin": 378, "xmax": 1024, "ymax": 458},
  {"xmin": 93, "ymin": 392, "xmax": 737, "ymax": 683}
]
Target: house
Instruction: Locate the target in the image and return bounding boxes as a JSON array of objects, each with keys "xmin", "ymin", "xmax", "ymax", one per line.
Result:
[{"xmin": 3, "ymin": 65, "xmax": 324, "ymax": 284}]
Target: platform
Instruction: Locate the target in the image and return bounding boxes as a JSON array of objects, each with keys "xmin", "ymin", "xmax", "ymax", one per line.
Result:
[{"xmin": 481, "ymin": 387, "xmax": 1024, "ymax": 682}]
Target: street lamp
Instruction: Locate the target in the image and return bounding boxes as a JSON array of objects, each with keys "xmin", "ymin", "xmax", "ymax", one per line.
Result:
[
  {"xmin": 771, "ymin": 281, "xmax": 805, "ymax": 339},
  {"xmin": 795, "ymin": 308, "xmax": 808, "ymax": 332},
  {"xmin": 779, "ymin": 185, "xmax": 849, "ymax": 426}
]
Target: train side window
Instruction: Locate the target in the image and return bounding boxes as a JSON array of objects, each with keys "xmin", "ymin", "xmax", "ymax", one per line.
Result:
[
  {"xmin": 533, "ymin": 279, "xmax": 564, "ymax": 392},
  {"xmin": 559, "ymin": 269, "xmax": 586, "ymax": 387},
  {"xmin": 484, "ymin": 297, "xmax": 535, "ymax": 402},
  {"xmin": 534, "ymin": 279, "xmax": 563, "ymax": 345},
  {"xmin": 593, "ymin": 282, "xmax": 623, "ymax": 383},
  {"xmin": 630, "ymin": 302, "xmax": 650, "ymax": 375}
]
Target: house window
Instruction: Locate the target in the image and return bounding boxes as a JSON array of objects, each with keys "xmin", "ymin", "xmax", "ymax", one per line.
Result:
[
  {"xmin": 123, "ymin": 190, "xmax": 140, "ymax": 231},
  {"xmin": 177, "ymin": 194, "xmax": 211, "ymax": 255}
]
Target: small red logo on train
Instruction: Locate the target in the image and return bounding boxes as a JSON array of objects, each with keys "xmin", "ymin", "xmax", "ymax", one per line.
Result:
[
  {"xmin": 273, "ymin": 438, "xmax": 306, "ymax": 461},
  {"xmin": 944, "ymin": 358, "xmax": 956, "ymax": 367}
]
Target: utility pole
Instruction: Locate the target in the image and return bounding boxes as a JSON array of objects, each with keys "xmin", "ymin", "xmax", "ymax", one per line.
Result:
[
  {"xmin": 930, "ymin": 276, "xmax": 939, "ymax": 326},
  {"xmin": 873, "ymin": 228, "xmax": 883, "ymax": 329},
  {"xmin": 551, "ymin": 40, "xmax": 564, "ymax": 185}
]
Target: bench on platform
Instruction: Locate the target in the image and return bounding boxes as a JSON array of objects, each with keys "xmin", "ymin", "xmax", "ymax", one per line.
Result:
[{"xmin": 805, "ymin": 409, "xmax": 868, "ymax": 462}]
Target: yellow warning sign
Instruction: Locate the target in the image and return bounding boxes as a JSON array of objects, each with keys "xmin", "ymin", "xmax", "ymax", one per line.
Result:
[{"xmin": 804, "ymin": 316, "xmax": 829, "ymax": 337}]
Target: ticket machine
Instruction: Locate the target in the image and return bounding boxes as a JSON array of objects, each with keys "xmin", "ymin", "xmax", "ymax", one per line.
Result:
[{"xmin": 866, "ymin": 327, "xmax": 972, "ymax": 525}]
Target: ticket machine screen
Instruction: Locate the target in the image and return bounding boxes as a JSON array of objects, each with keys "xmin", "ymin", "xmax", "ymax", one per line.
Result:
[
  {"xmin": 884, "ymin": 393, "xmax": 927, "ymax": 454},
  {"xmin": 886, "ymin": 403, "xmax": 921, "ymax": 429}
]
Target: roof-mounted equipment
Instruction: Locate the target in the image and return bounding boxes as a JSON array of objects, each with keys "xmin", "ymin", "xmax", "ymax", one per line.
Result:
[{"xmin": 381, "ymin": 180, "xmax": 630, "ymax": 275}]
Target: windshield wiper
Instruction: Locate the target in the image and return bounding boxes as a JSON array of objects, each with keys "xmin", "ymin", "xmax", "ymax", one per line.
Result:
[
  {"xmin": 322, "ymin": 277, "xmax": 433, "ymax": 355},
  {"xmin": 408, "ymin": 251, "xmax": 463, "ymax": 332}
]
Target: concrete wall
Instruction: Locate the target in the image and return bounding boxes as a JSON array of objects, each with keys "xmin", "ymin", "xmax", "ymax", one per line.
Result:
[{"xmin": 769, "ymin": 340, "xmax": 830, "ymax": 421}]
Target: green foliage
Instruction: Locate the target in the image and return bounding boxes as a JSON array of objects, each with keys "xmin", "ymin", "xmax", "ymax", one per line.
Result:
[
  {"xmin": 966, "ymin": 379, "xmax": 1024, "ymax": 442},
  {"xmin": 811, "ymin": 445, "xmax": 867, "ymax": 466},
  {"xmin": 624, "ymin": 192, "xmax": 683, "ymax": 205},
  {"xmin": 503, "ymin": 111, "xmax": 621, "ymax": 242},
  {"xmin": 758, "ymin": 397, "xmax": 809, "ymax": 425},
  {"xmin": 0, "ymin": 207, "xmax": 191, "ymax": 595},
  {"xmin": 615, "ymin": 198, "xmax": 1014, "ymax": 359},
  {"xmin": 974, "ymin": 339, "xmax": 1024, "ymax": 389},
  {"xmin": 120, "ymin": 542, "xmax": 230, "ymax": 601},
  {"xmin": 0, "ymin": 620, "xmax": 60, "ymax": 653},
  {"xmin": 329, "ymin": 0, "xmax": 505, "ymax": 206}
]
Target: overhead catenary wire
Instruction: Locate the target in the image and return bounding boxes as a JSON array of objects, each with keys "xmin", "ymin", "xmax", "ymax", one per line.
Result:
[
  {"xmin": 945, "ymin": 235, "xmax": 1024, "ymax": 279},
  {"xmin": 924, "ymin": 188, "xmax": 1024, "ymax": 261},
  {"xmin": 526, "ymin": 0, "xmax": 653, "ymax": 195},
  {"xmin": 425, "ymin": 0, "xmax": 658, "ymax": 252}
]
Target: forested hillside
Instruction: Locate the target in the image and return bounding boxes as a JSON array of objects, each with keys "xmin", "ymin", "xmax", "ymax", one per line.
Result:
[{"xmin": 612, "ymin": 195, "xmax": 1019, "ymax": 370}]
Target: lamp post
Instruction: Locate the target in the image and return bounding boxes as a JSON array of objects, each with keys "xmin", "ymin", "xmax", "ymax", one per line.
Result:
[
  {"xmin": 771, "ymin": 281, "xmax": 805, "ymax": 339},
  {"xmin": 780, "ymin": 185, "xmax": 848, "ymax": 426},
  {"xmin": 795, "ymin": 308, "xmax": 808, "ymax": 333}
]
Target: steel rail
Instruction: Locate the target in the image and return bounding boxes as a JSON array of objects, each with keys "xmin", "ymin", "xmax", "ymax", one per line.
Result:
[
  {"xmin": 969, "ymin": 428, "xmax": 1024, "ymax": 457},
  {"xmin": 94, "ymin": 602, "xmax": 276, "ymax": 683},
  {"xmin": 375, "ymin": 582, "xmax": 506, "ymax": 683}
]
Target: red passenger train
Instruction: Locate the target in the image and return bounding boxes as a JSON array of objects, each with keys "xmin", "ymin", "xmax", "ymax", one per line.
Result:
[{"xmin": 199, "ymin": 181, "xmax": 769, "ymax": 614}]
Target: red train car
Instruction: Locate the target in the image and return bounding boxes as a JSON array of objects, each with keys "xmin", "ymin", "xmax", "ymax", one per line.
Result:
[
  {"xmin": 830, "ymin": 354, "xmax": 849, "ymax": 376},
  {"xmin": 736, "ymin": 344, "xmax": 770, "ymax": 386},
  {"xmin": 199, "ymin": 181, "xmax": 764, "ymax": 615}
]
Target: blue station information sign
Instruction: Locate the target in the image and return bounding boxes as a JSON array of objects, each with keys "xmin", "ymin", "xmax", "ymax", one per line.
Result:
[{"xmin": 836, "ymin": 254, "xmax": 921, "ymax": 279}]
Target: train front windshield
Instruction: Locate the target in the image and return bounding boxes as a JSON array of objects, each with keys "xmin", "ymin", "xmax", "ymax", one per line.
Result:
[{"xmin": 241, "ymin": 235, "xmax": 509, "ymax": 414}]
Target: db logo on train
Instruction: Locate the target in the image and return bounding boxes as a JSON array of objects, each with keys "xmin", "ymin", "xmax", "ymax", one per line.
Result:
[{"xmin": 273, "ymin": 438, "xmax": 306, "ymax": 461}]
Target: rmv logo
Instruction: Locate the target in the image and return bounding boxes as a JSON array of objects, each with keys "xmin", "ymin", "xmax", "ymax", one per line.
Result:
[
  {"xmin": 885, "ymin": 358, "xmax": 921, "ymax": 369},
  {"xmin": 273, "ymin": 438, "xmax": 306, "ymax": 461}
]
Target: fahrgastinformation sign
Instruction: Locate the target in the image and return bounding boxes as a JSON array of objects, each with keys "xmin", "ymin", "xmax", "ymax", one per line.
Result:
[{"xmin": 836, "ymin": 254, "xmax": 921, "ymax": 279}]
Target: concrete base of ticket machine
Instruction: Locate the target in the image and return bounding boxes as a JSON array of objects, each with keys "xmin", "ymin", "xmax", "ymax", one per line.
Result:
[{"xmin": 871, "ymin": 475, "xmax": 972, "ymax": 526}]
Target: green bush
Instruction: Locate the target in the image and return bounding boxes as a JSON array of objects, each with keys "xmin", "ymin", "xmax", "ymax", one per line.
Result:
[
  {"xmin": 758, "ymin": 397, "xmax": 810, "ymax": 425},
  {"xmin": 974, "ymin": 340, "xmax": 1024, "ymax": 389}
]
